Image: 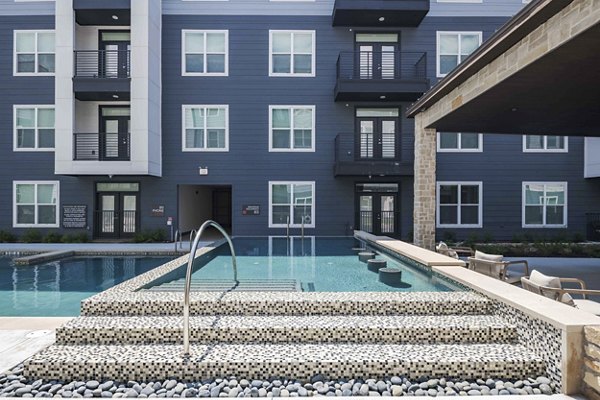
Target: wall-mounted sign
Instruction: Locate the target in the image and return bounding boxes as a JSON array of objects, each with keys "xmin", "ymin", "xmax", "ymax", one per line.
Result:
[
  {"xmin": 62, "ymin": 205, "xmax": 87, "ymax": 229},
  {"xmin": 151, "ymin": 205, "xmax": 165, "ymax": 217},
  {"xmin": 242, "ymin": 205, "xmax": 260, "ymax": 215},
  {"xmin": 167, "ymin": 217, "xmax": 173, "ymax": 226}
]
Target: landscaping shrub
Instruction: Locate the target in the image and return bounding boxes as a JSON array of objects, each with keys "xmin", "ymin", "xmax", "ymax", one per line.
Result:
[
  {"xmin": 21, "ymin": 230, "xmax": 42, "ymax": 243},
  {"xmin": 42, "ymin": 232, "xmax": 63, "ymax": 243},
  {"xmin": 441, "ymin": 231, "xmax": 456, "ymax": 245},
  {"xmin": 61, "ymin": 232, "xmax": 89, "ymax": 243},
  {"xmin": 0, "ymin": 230, "xmax": 17, "ymax": 243},
  {"xmin": 134, "ymin": 229, "xmax": 167, "ymax": 243}
]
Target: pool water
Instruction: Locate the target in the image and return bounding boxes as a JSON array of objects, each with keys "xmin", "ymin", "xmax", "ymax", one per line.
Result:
[
  {"xmin": 149, "ymin": 237, "xmax": 460, "ymax": 292},
  {"xmin": 0, "ymin": 256, "xmax": 173, "ymax": 316}
]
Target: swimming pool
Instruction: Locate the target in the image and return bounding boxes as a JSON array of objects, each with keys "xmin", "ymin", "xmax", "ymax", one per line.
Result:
[
  {"xmin": 146, "ymin": 237, "xmax": 460, "ymax": 292},
  {"xmin": 0, "ymin": 256, "xmax": 174, "ymax": 316}
]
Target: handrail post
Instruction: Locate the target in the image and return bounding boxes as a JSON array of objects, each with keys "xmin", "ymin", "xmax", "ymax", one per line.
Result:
[
  {"xmin": 286, "ymin": 216, "xmax": 290, "ymax": 241},
  {"xmin": 189, "ymin": 229, "xmax": 197, "ymax": 251},
  {"xmin": 183, "ymin": 220, "xmax": 237, "ymax": 357},
  {"xmin": 174, "ymin": 230, "xmax": 179, "ymax": 252}
]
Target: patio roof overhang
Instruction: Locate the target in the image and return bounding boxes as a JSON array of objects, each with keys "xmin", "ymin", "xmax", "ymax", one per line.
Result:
[{"xmin": 406, "ymin": 0, "xmax": 600, "ymax": 136}]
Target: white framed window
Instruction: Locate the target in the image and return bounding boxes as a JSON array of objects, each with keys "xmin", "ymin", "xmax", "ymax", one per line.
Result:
[
  {"xmin": 13, "ymin": 181, "xmax": 59, "ymax": 228},
  {"xmin": 522, "ymin": 182, "xmax": 567, "ymax": 228},
  {"xmin": 269, "ymin": 181, "xmax": 315, "ymax": 228},
  {"xmin": 436, "ymin": 182, "xmax": 482, "ymax": 228},
  {"xmin": 182, "ymin": 30, "xmax": 228, "ymax": 76},
  {"xmin": 13, "ymin": 105, "xmax": 55, "ymax": 151},
  {"xmin": 269, "ymin": 30, "xmax": 315, "ymax": 77},
  {"xmin": 269, "ymin": 106, "xmax": 315, "ymax": 152},
  {"xmin": 14, "ymin": 30, "xmax": 55, "ymax": 75},
  {"xmin": 437, "ymin": 132, "xmax": 482, "ymax": 152},
  {"xmin": 182, "ymin": 105, "xmax": 229, "ymax": 151},
  {"xmin": 436, "ymin": 31, "xmax": 482, "ymax": 77},
  {"xmin": 523, "ymin": 135, "xmax": 568, "ymax": 153}
]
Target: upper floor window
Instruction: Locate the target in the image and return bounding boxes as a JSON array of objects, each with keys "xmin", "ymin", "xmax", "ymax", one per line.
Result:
[
  {"xmin": 523, "ymin": 135, "xmax": 568, "ymax": 152},
  {"xmin": 182, "ymin": 30, "xmax": 228, "ymax": 76},
  {"xmin": 14, "ymin": 105, "xmax": 55, "ymax": 151},
  {"xmin": 437, "ymin": 132, "xmax": 482, "ymax": 152},
  {"xmin": 14, "ymin": 30, "xmax": 55, "ymax": 75},
  {"xmin": 182, "ymin": 105, "xmax": 229, "ymax": 151},
  {"xmin": 269, "ymin": 30, "xmax": 315, "ymax": 77},
  {"xmin": 522, "ymin": 182, "xmax": 567, "ymax": 227},
  {"xmin": 436, "ymin": 31, "xmax": 481, "ymax": 77},
  {"xmin": 13, "ymin": 181, "xmax": 59, "ymax": 228},
  {"xmin": 437, "ymin": 182, "xmax": 482, "ymax": 228},
  {"xmin": 269, "ymin": 181, "xmax": 315, "ymax": 228},
  {"xmin": 269, "ymin": 106, "xmax": 315, "ymax": 152}
]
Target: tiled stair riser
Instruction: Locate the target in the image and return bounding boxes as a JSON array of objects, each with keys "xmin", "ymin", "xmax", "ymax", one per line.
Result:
[
  {"xmin": 23, "ymin": 344, "xmax": 545, "ymax": 382},
  {"xmin": 56, "ymin": 326, "xmax": 517, "ymax": 345}
]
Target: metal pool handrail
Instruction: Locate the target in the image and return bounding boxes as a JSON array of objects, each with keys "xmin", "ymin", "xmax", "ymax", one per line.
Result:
[
  {"xmin": 174, "ymin": 229, "xmax": 182, "ymax": 252},
  {"xmin": 183, "ymin": 220, "xmax": 237, "ymax": 357},
  {"xmin": 189, "ymin": 229, "xmax": 197, "ymax": 251}
]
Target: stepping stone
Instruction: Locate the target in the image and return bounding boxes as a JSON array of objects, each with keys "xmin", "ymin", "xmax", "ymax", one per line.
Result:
[
  {"xmin": 358, "ymin": 251, "xmax": 376, "ymax": 262},
  {"xmin": 379, "ymin": 267, "xmax": 402, "ymax": 285},
  {"xmin": 367, "ymin": 259, "xmax": 387, "ymax": 272}
]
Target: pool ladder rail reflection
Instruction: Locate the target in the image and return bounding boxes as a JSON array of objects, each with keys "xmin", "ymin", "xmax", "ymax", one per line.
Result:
[{"xmin": 183, "ymin": 220, "xmax": 237, "ymax": 358}]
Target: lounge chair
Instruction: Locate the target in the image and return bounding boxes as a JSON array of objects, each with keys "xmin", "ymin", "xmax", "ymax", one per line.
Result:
[
  {"xmin": 521, "ymin": 270, "xmax": 600, "ymax": 315},
  {"xmin": 436, "ymin": 241, "xmax": 474, "ymax": 259},
  {"xmin": 467, "ymin": 250, "xmax": 529, "ymax": 284}
]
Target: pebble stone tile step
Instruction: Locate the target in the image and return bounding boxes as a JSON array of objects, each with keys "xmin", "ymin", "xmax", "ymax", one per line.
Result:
[
  {"xmin": 55, "ymin": 315, "xmax": 517, "ymax": 345},
  {"xmin": 80, "ymin": 292, "xmax": 491, "ymax": 316},
  {"xmin": 1, "ymin": 364, "xmax": 558, "ymax": 398},
  {"xmin": 24, "ymin": 343, "xmax": 545, "ymax": 382}
]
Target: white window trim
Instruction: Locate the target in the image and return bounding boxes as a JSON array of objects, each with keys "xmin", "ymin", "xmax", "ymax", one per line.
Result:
[
  {"xmin": 268, "ymin": 181, "xmax": 316, "ymax": 228},
  {"xmin": 522, "ymin": 182, "xmax": 568, "ymax": 228},
  {"xmin": 13, "ymin": 180, "xmax": 60, "ymax": 228},
  {"xmin": 181, "ymin": 105, "xmax": 229, "ymax": 152},
  {"xmin": 13, "ymin": 30, "xmax": 55, "ymax": 77},
  {"xmin": 268, "ymin": 105, "xmax": 316, "ymax": 152},
  {"xmin": 436, "ymin": 181, "xmax": 483, "ymax": 228},
  {"xmin": 522, "ymin": 135, "xmax": 569, "ymax": 153},
  {"xmin": 436, "ymin": 31, "xmax": 482, "ymax": 78},
  {"xmin": 437, "ymin": 132, "xmax": 483, "ymax": 152},
  {"xmin": 269, "ymin": 30, "xmax": 316, "ymax": 78},
  {"xmin": 13, "ymin": 105, "xmax": 55, "ymax": 152},
  {"xmin": 181, "ymin": 30, "xmax": 229, "ymax": 77}
]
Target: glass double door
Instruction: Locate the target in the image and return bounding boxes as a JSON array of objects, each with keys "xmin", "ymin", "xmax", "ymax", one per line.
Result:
[
  {"xmin": 99, "ymin": 31, "xmax": 130, "ymax": 78},
  {"xmin": 357, "ymin": 43, "xmax": 397, "ymax": 80},
  {"xmin": 358, "ymin": 193, "xmax": 397, "ymax": 235},
  {"xmin": 97, "ymin": 192, "xmax": 138, "ymax": 239},
  {"xmin": 357, "ymin": 116, "xmax": 397, "ymax": 160}
]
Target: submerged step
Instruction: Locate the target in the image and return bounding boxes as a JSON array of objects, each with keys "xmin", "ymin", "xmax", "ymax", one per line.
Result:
[
  {"xmin": 13, "ymin": 250, "xmax": 74, "ymax": 266},
  {"xmin": 81, "ymin": 291, "xmax": 490, "ymax": 316},
  {"xmin": 144, "ymin": 279, "xmax": 301, "ymax": 292},
  {"xmin": 24, "ymin": 343, "xmax": 545, "ymax": 382},
  {"xmin": 56, "ymin": 315, "xmax": 517, "ymax": 345}
]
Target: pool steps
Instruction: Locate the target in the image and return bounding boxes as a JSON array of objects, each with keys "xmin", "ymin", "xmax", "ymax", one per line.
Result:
[
  {"xmin": 143, "ymin": 279, "xmax": 301, "ymax": 292},
  {"xmin": 55, "ymin": 315, "xmax": 517, "ymax": 345},
  {"xmin": 25, "ymin": 343, "xmax": 544, "ymax": 382},
  {"xmin": 13, "ymin": 250, "xmax": 74, "ymax": 265}
]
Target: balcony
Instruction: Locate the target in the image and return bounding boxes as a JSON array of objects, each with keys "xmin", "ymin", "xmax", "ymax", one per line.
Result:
[
  {"xmin": 73, "ymin": 50, "xmax": 131, "ymax": 101},
  {"xmin": 332, "ymin": 0, "xmax": 429, "ymax": 27},
  {"xmin": 335, "ymin": 51, "xmax": 429, "ymax": 101},
  {"xmin": 74, "ymin": 0, "xmax": 131, "ymax": 26},
  {"xmin": 73, "ymin": 133, "xmax": 131, "ymax": 161},
  {"xmin": 334, "ymin": 133, "xmax": 413, "ymax": 177}
]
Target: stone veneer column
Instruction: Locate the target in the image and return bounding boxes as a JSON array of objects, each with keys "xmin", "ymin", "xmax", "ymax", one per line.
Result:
[
  {"xmin": 413, "ymin": 114, "xmax": 436, "ymax": 250},
  {"xmin": 583, "ymin": 326, "xmax": 600, "ymax": 400}
]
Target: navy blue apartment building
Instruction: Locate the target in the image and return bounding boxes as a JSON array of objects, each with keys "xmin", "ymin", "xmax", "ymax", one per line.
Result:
[{"xmin": 2, "ymin": 0, "xmax": 599, "ymax": 242}]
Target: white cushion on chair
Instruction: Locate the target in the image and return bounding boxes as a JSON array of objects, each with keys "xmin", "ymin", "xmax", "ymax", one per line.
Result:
[
  {"xmin": 474, "ymin": 250, "xmax": 503, "ymax": 262},
  {"xmin": 574, "ymin": 299, "xmax": 600, "ymax": 315},
  {"xmin": 529, "ymin": 270, "xmax": 567, "ymax": 302}
]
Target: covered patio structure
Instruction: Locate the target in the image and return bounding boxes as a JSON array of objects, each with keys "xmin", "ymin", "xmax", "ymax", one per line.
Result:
[{"xmin": 407, "ymin": 0, "xmax": 600, "ymax": 250}]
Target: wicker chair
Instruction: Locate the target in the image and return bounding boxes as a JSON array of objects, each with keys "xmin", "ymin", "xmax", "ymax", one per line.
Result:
[
  {"xmin": 521, "ymin": 270, "xmax": 600, "ymax": 315},
  {"xmin": 467, "ymin": 250, "xmax": 529, "ymax": 285},
  {"xmin": 436, "ymin": 241, "xmax": 474, "ymax": 259}
]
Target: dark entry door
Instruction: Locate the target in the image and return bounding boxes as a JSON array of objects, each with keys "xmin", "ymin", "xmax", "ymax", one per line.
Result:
[
  {"xmin": 100, "ymin": 107, "xmax": 130, "ymax": 161},
  {"xmin": 356, "ymin": 117, "xmax": 398, "ymax": 160},
  {"xmin": 99, "ymin": 31, "xmax": 130, "ymax": 78},
  {"xmin": 358, "ymin": 193, "xmax": 397, "ymax": 235},
  {"xmin": 356, "ymin": 43, "xmax": 397, "ymax": 80},
  {"xmin": 212, "ymin": 189, "xmax": 232, "ymax": 229},
  {"xmin": 96, "ymin": 192, "xmax": 138, "ymax": 239}
]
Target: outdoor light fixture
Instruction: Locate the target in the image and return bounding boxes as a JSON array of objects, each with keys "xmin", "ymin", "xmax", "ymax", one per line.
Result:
[
  {"xmin": 112, "ymin": 15, "xmax": 119, "ymax": 20},
  {"xmin": 380, "ymin": 95, "xmax": 386, "ymax": 99},
  {"xmin": 378, "ymin": 16, "xmax": 385, "ymax": 22},
  {"xmin": 112, "ymin": 94, "xmax": 119, "ymax": 99},
  {"xmin": 511, "ymin": 107, "xmax": 518, "ymax": 112},
  {"xmin": 199, "ymin": 167, "xmax": 209, "ymax": 175}
]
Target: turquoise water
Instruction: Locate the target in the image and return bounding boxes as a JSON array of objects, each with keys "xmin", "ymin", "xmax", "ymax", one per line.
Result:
[
  {"xmin": 0, "ymin": 256, "xmax": 173, "ymax": 316},
  {"xmin": 151, "ymin": 237, "xmax": 459, "ymax": 292}
]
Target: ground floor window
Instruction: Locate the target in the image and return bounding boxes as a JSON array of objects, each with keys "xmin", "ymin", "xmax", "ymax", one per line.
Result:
[
  {"xmin": 269, "ymin": 181, "xmax": 315, "ymax": 228},
  {"xmin": 522, "ymin": 182, "xmax": 567, "ymax": 227},
  {"xmin": 13, "ymin": 181, "xmax": 59, "ymax": 227},
  {"xmin": 436, "ymin": 182, "xmax": 482, "ymax": 228}
]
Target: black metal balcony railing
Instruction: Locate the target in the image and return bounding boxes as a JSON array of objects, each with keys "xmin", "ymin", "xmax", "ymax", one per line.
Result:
[
  {"xmin": 73, "ymin": 133, "xmax": 131, "ymax": 161},
  {"xmin": 357, "ymin": 211, "xmax": 400, "ymax": 235},
  {"xmin": 337, "ymin": 51, "xmax": 427, "ymax": 81},
  {"xmin": 74, "ymin": 50, "xmax": 131, "ymax": 78}
]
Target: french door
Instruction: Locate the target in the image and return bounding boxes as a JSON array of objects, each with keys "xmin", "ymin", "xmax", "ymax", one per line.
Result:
[
  {"xmin": 358, "ymin": 193, "xmax": 397, "ymax": 235},
  {"xmin": 99, "ymin": 31, "xmax": 130, "ymax": 78},
  {"xmin": 357, "ymin": 43, "xmax": 397, "ymax": 80},
  {"xmin": 96, "ymin": 192, "xmax": 138, "ymax": 239},
  {"xmin": 356, "ymin": 116, "xmax": 398, "ymax": 160},
  {"xmin": 100, "ymin": 107, "xmax": 130, "ymax": 161}
]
